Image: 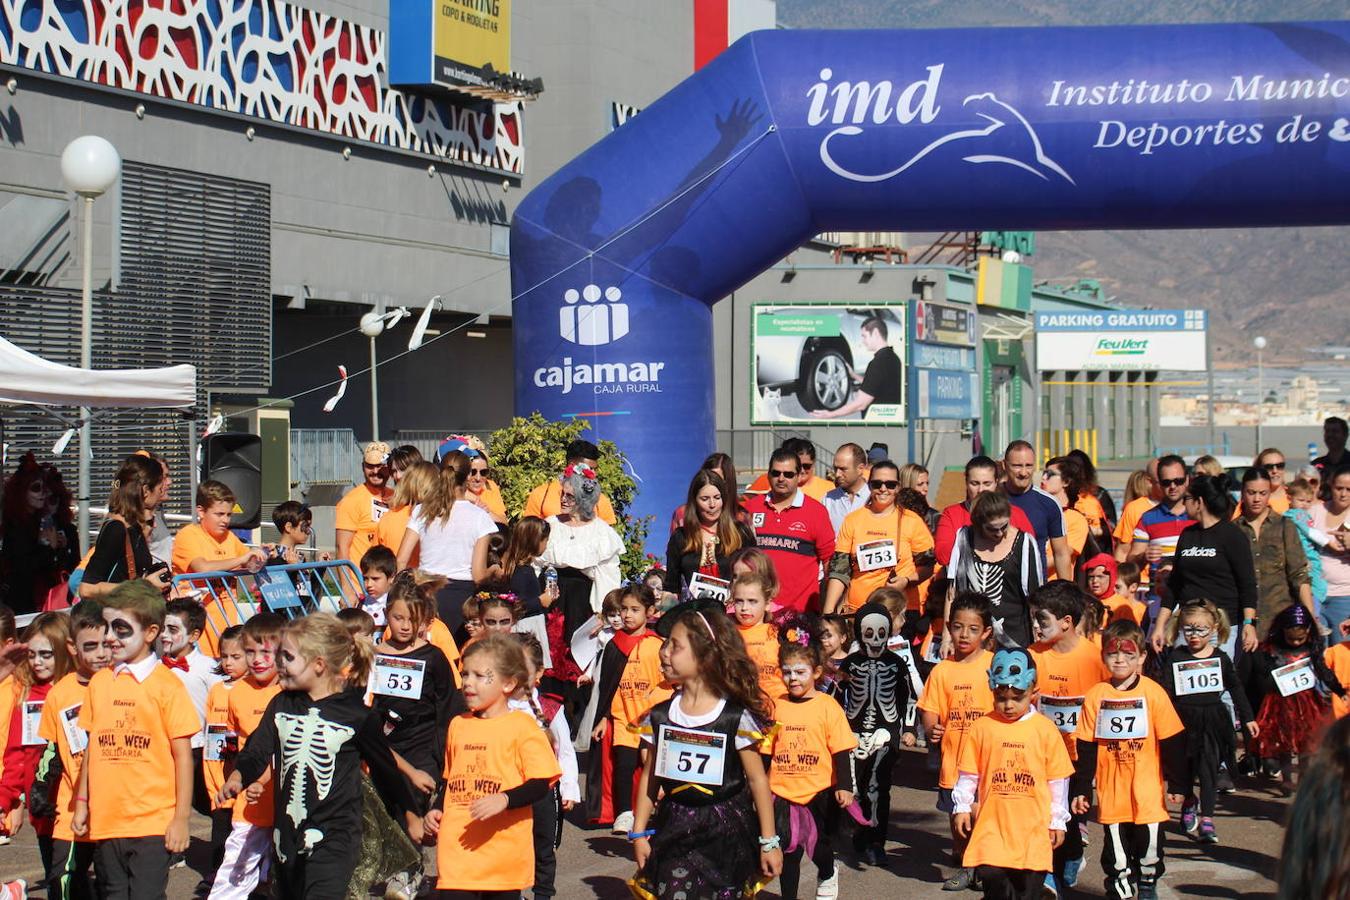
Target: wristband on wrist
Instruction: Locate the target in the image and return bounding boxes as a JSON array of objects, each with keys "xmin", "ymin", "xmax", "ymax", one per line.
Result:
[
  {"xmin": 627, "ymin": 829, "xmax": 656, "ymax": 841},
  {"xmin": 75, "ymin": 796, "xmax": 88, "ymax": 802},
  {"xmin": 758, "ymin": 834, "xmax": 782, "ymax": 852},
  {"xmin": 1244, "ymin": 618, "xmax": 1257, "ymax": 626}
]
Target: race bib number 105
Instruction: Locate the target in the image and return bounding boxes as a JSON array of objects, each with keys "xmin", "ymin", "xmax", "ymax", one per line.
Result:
[{"xmin": 1172, "ymin": 657, "xmax": 1223, "ymax": 697}]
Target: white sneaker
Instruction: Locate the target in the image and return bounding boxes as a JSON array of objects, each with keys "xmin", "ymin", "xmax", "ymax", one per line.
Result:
[
  {"xmin": 612, "ymin": 810, "xmax": 635, "ymax": 836},
  {"xmin": 0, "ymin": 836, "xmax": 10, "ymax": 846},
  {"xmin": 816, "ymin": 867, "xmax": 839, "ymax": 900}
]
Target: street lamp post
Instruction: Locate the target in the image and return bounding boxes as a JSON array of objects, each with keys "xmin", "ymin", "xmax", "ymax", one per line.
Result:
[
  {"xmin": 1254, "ymin": 335, "xmax": 1267, "ymax": 454},
  {"xmin": 60, "ymin": 136, "xmax": 121, "ymax": 553},
  {"xmin": 358, "ymin": 308, "xmax": 409, "ymax": 442}
]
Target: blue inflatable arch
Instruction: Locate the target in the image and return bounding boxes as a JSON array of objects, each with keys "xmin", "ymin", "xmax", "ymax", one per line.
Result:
[{"xmin": 511, "ymin": 22, "xmax": 1350, "ymax": 528}]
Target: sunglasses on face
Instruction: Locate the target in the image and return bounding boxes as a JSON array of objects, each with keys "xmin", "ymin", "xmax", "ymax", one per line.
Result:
[
  {"xmin": 769, "ymin": 469, "xmax": 798, "ymax": 479},
  {"xmin": 869, "ymin": 480, "xmax": 898, "ymax": 490},
  {"xmin": 470, "ymin": 467, "xmax": 489, "ymax": 476},
  {"xmin": 1160, "ymin": 477, "xmax": 1187, "ymax": 488},
  {"xmin": 1042, "ymin": 470, "xmax": 1061, "ymax": 480}
]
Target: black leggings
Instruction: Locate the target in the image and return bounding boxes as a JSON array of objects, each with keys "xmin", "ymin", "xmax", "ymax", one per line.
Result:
[
  {"xmin": 976, "ymin": 866, "xmax": 1045, "ymax": 900},
  {"xmin": 439, "ymin": 892, "xmax": 521, "ymax": 899},
  {"xmin": 775, "ymin": 792, "xmax": 834, "ymax": 900},
  {"xmin": 531, "ymin": 785, "xmax": 563, "ymax": 899},
  {"xmin": 612, "ymin": 744, "xmax": 641, "ymax": 815}
]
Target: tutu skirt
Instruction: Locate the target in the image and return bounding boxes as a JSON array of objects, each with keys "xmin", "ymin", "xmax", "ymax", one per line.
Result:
[
  {"xmin": 1178, "ymin": 702, "xmax": 1238, "ymax": 777},
  {"xmin": 346, "ymin": 773, "xmax": 421, "ymax": 900},
  {"xmin": 630, "ymin": 791, "xmax": 763, "ymax": 899},
  {"xmin": 1253, "ymin": 690, "xmax": 1330, "ymax": 757}
]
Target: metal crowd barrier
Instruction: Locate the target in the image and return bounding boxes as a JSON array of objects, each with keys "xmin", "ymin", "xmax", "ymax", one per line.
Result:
[{"xmin": 171, "ymin": 559, "xmax": 364, "ymax": 645}]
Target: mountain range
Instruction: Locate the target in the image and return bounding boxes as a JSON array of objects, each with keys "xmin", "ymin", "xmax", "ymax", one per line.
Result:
[{"xmin": 777, "ymin": 0, "xmax": 1350, "ymax": 364}]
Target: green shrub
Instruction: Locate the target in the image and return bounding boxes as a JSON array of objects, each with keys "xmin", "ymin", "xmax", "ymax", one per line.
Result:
[{"xmin": 488, "ymin": 412, "xmax": 653, "ymax": 580}]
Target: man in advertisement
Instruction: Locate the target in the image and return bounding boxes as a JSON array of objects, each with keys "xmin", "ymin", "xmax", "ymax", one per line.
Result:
[
  {"xmin": 743, "ymin": 448, "xmax": 836, "ymax": 613},
  {"xmin": 810, "ymin": 316, "xmax": 902, "ymax": 420}
]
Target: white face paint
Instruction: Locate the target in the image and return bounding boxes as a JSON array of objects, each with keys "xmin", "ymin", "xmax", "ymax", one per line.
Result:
[
  {"xmin": 780, "ymin": 661, "xmax": 817, "ymax": 698},
  {"xmin": 860, "ymin": 612, "xmax": 890, "ymax": 657}
]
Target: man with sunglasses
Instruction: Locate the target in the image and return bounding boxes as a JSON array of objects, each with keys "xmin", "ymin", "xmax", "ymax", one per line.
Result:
[
  {"xmin": 1128, "ymin": 456, "xmax": 1195, "ymax": 614},
  {"xmin": 335, "ymin": 441, "xmax": 395, "ymax": 565},
  {"xmin": 743, "ymin": 448, "xmax": 836, "ymax": 613}
]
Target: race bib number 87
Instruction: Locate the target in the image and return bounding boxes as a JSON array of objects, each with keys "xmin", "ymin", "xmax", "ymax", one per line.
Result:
[
  {"xmin": 1095, "ymin": 697, "xmax": 1148, "ymax": 741},
  {"xmin": 655, "ymin": 725, "xmax": 727, "ymax": 787}
]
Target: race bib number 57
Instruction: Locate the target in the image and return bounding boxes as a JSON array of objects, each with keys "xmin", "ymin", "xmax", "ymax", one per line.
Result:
[{"xmin": 655, "ymin": 725, "xmax": 727, "ymax": 786}]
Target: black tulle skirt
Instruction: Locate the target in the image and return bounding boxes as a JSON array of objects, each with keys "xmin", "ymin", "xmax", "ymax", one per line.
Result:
[{"xmin": 630, "ymin": 791, "xmax": 763, "ymax": 899}]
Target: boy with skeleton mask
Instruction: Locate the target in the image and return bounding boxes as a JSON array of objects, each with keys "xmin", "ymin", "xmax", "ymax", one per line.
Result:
[{"xmin": 839, "ymin": 601, "xmax": 908, "ymax": 866}]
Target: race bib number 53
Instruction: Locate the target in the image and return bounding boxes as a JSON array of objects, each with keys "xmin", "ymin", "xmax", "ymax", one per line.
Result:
[
  {"xmin": 1095, "ymin": 697, "xmax": 1148, "ymax": 741},
  {"xmin": 655, "ymin": 725, "xmax": 727, "ymax": 786},
  {"xmin": 372, "ymin": 655, "xmax": 426, "ymax": 699}
]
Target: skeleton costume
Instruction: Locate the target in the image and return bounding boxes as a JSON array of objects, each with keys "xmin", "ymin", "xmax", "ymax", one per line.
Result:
[
  {"xmin": 839, "ymin": 602, "xmax": 909, "ymax": 861},
  {"xmin": 233, "ymin": 688, "xmax": 415, "ymax": 898}
]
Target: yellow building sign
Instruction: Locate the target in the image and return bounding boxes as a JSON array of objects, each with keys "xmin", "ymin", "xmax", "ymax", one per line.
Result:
[{"xmin": 434, "ymin": 0, "xmax": 511, "ymax": 88}]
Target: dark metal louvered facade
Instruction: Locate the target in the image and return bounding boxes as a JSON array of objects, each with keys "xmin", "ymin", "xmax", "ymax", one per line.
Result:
[{"xmin": 0, "ymin": 162, "xmax": 271, "ymax": 516}]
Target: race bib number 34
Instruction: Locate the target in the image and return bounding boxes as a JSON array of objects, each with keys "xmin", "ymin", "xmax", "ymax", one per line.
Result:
[
  {"xmin": 1040, "ymin": 696, "xmax": 1085, "ymax": 734},
  {"xmin": 856, "ymin": 540, "xmax": 897, "ymax": 573},
  {"xmin": 372, "ymin": 655, "xmax": 426, "ymax": 699},
  {"xmin": 1273, "ymin": 658, "xmax": 1316, "ymax": 697},
  {"xmin": 1173, "ymin": 657, "xmax": 1223, "ymax": 697},
  {"xmin": 1095, "ymin": 697, "xmax": 1149, "ymax": 741},
  {"xmin": 655, "ymin": 725, "xmax": 727, "ymax": 787}
]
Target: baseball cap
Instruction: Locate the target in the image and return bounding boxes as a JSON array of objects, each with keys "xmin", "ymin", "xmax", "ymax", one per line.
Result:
[
  {"xmin": 362, "ymin": 441, "xmax": 391, "ymax": 465},
  {"xmin": 435, "ymin": 435, "xmax": 483, "ymax": 463}
]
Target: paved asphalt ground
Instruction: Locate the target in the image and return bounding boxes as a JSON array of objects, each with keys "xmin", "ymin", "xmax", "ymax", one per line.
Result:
[{"xmin": 3, "ymin": 745, "xmax": 1287, "ymax": 899}]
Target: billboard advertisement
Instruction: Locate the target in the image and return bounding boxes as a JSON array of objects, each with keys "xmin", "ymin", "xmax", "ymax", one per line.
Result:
[
  {"xmin": 751, "ymin": 304, "xmax": 906, "ymax": 425},
  {"xmin": 390, "ymin": 1, "xmax": 511, "ymax": 93},
  {"xmin": 1034, "ymin": 309, "xmax": 1208, "ymax": 371}
]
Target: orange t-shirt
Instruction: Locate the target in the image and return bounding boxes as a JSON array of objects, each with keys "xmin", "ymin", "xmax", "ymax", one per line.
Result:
[
  {"xmin": 1074, "ymin": 494, "xmax": 1107, "ymax": 533},
  {"xmin": 522, "ymin": 481, "xmax": 616, "ymax": 525},
  {"xmin": 375, "ymin": 505, "xmax": 418, "ymax": 567},
  {"xmin": 1114, "ymin": 496, "xmax": 1154, "ymax": 585},
  {"xmin": 78, "ymin": 664, "xmax": 201, "ymax": 840},
  {"xmin": 1326, "ymin": 644, "xmax": 1350, "ymax": 720},
  {"xmin": 171, "ymin": 523, "xmax": 249, "ymax": 575},
  {"xmin": 203, "ymin": 680, "xmax": 237, "ymax": 812},
  {"xmin": 469, "ymin": 482, "xmax": 507, "ymax": 521},
  {"xmin": 916, "ymin": 650, "xmax": 995, "ymax": 789},
  {"xmin": 1103, "ymin": 593, "xmax": 1147, "ymax": 627},
  {"xmin": 834, "ymin": 506, "xmax": 934, "ymax": 613},
  {"xmin": 427, "ymin": 619, "xmax": 462, "ymax": 689},
  {"xmin": 336, "ymin": 483, "xmax": 394, "ymax": 565},
  {"xmin": 437, "ymin": 710, "xmax": 561, "ymax": 891},
  {"xmin": 1031, "ymin": 638, "xmax": 1109, "ymax": 759},
  {"xmin": 609, "ymin": 635, "xmax": 672, "ymax": 750},
  {"xmin": 738, "ymin": 622, "xmax": 783, "ymax": 701},
  {"xmin": 957, "ymin": 713, "xmax": 1074, "ymax": 873},
  {"xmin": 36, "ymin": 672, "xmax": 90, "ymax": 842},
  {"xmin": 768, "ymin": 693, "xmax": 856, "ymax": 804},
  {"xmin": 228, "ymin": 675, "xmax": 282, "ymax": 826},
  {"xmin": 1075, "ymin": 676, "xmax": 1184, "ymax": 825},
  {"xmin": 1047, "ymin": 507, "xmax": 1089, "ymax": 578}
]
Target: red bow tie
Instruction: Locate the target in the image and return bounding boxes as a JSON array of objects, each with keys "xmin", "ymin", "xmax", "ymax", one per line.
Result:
[{"xmin": 162, "ymin": 655, "xmax": 190, "ymax": 672}]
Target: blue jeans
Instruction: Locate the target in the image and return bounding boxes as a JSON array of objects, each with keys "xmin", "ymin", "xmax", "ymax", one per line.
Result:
[{"xmin": 1321, "ymin": 596, "xmax": 1350, "ymax": 642}]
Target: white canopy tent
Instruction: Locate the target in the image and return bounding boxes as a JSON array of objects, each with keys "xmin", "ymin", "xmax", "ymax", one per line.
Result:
[{"xmin": 0, "ymin": 333, "xmax": 196, "ymax": 408}]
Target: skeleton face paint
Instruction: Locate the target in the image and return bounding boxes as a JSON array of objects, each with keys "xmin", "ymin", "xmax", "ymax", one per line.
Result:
[
  {"xmin": 859, "ymin": 612, "xmax": 890, "ymax": 658},
  {"xmin": 103, "ymin": 607, "xmax": 154, "ymax": 665}
]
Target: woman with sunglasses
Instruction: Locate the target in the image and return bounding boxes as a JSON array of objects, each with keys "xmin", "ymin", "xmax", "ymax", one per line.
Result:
[
  {"xmin": 944, "ymin": 490, "xmax": 1043, "ymax": 652},
  {"xmin": 824, "ymin": 459, "xmax": 935, "ymax": 617},
  {"xmin": 1, "ymin": 455, "xmax": 79, "ymax": 614},
  {"xmin": 1253, "ymin": 448, "xmax": 1291, "ymax": 514},
  {"xmin": 1150, "ymin": 475, "xmax": 1258, "ymax": 661},
  {"xmin": 435, "ymin": 436, "xmax": 506, "ymax": 525},
  {"xmin": 1039, "ymin": 456, "xmax": 1098, "ymax": 575}
]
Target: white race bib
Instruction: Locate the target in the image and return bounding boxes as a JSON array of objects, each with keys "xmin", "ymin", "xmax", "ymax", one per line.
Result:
[
  {"xmin": 856, "ymin": 539, "xmax": 897, "ymax": 573},
  {"xmin": 372, "ymin": 655, "xmax": 426, "ymax": 700},
  {"xmin": 887, "ymin": 636, "xmax": 924, "ymax": 697},
  {"xmin": 1095, "ymin": 697, "xmax": 1149, "ymax": 741},
  {"xmin": 372, "ymin": 498, "xmax": 389, "ymax": 522},
  {"xmin": 655, "ymin": 725, "xmax": 727, "ymax": 786},
  {"xmin": 203, "ymin": 723, "xmax": 234, "ymax": 762},
  {"xmin": 60, "ymin": 702, "xmax": 87, "ymax": 756},
  {"xmin": 1173, "ymin": 657, "xmax": 1223, "ymax": 697},
  {"xmin": 687, "ymin": 573, "xmax": 730, "ymax": 604},
  {"xmin": 21, "ymin": 700, "xmax": 44, "ymax": 746},
  {"xmin": 1273, "ymin": 658, "xmax": 1317, "ymax": 697},
  {"xmin": 1040, "ymin": 696, "xmax": 1085, "ymax": 734},
  {"xmin": 923, "ymin": 638, "xmax": 943, "ymax": 665}
]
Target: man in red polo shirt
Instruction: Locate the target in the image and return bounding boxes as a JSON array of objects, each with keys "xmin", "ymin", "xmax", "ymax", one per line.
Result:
[
  {"xmin": 744, "ymin": 448, "xmax": 836, "ymax": 613},
  {"xmin": 934, "ymin": 455, "xmax": 1036, "ymax": 566}
]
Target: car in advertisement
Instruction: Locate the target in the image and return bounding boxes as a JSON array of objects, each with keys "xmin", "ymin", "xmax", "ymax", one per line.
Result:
[{"xmin": 751, "ymin": 303, "xmax": 906, "ymax": 424}]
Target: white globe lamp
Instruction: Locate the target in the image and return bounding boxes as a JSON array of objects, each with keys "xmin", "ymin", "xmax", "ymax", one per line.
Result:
[
  {"xmin": 359, "ymin": 311, "xmax": 386, "ymax": 338},
  {"xmin": 61, "ymin": 135, "xmax": 121, "ymax": 197}
]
